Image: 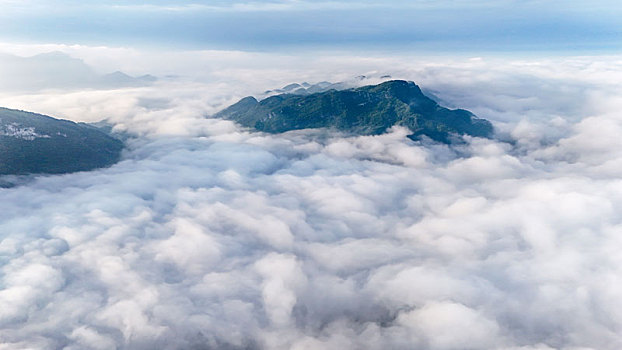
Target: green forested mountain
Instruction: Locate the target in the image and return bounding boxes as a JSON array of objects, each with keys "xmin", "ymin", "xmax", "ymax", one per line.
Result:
[
  {"xmin": 0, "ymin": 107, "xmax": 123, "ymax": 175},
  {"xmin": 215, "ymin": 80, "xmax": 493, "ymax": 143}
]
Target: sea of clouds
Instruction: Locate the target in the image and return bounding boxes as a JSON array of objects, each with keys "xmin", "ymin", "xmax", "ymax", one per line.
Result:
[{"xmin": 0, "ymin": 46, "xmax": 622, "ymax": 349}]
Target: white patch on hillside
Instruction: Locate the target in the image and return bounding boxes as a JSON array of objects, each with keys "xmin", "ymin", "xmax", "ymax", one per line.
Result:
[{"xmin": 0, "ymin": 122, "xmax": 50, "ymax": 140}]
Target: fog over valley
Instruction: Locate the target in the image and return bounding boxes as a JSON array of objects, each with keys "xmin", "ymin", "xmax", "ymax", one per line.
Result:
[{"xmin": 0, "ymin": 46, "xmax": 621, "ymax": 349}]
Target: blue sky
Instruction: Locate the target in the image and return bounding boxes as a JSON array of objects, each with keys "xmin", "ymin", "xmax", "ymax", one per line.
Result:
[{"xmin": 0, "ymin": 0, "xmax": 620, "ymax": 53}]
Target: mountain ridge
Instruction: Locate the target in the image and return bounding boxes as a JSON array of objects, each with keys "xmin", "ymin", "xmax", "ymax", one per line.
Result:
[{"xmin": 0, "ymin": 107, "xmax": 124, "ymax": 175}]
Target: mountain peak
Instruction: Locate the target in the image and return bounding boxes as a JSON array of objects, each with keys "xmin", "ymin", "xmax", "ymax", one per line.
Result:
[
  {"xmin": 367, "ymin": 80, "xmax": 428, "ymax": 103},
  {"xmin": 215, "ymin": 80, "xmax": 493, "ymax": 143}
]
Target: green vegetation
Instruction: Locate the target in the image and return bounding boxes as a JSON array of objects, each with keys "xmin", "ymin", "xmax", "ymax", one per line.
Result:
[
  {"xmin": 0, "ymin": 107, "xmax": 123, "ymax": 175},
  {"xmin": 216, "ymin": 80, "xmax": 493, "ymax": 143}
]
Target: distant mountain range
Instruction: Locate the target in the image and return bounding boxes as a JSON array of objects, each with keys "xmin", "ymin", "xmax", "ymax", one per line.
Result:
[
  {"xmin": 264, "ymin": 81, "xmax": 355, "ymax": 96},
  {"xmin": 216, "ymin": 80, "xmax": 493, "ymax": 143},
  {"xmin": 262, "ymin": 75, "xmax": 391, "ymax": 97},
  {"xmin": 0, "ymin": 108, "xmax": 123, "ymax": 175},
  {"xmin": 0, "ymin": 52, "xmax": 156, "ymax": 91}
]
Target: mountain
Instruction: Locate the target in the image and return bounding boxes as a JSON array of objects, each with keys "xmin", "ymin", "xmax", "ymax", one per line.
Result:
[
  {"xmin": 215, "ymin": 80, "xmax": 493, "ymax": 143},
  {"xmin": 0, "ymin": 108, "xmax": 123, "ymax": 175}
]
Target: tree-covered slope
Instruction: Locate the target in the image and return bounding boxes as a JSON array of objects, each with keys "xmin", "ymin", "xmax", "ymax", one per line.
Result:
[
  {"xmin": 0, "ymin": 107, "xmax": 123, "ymax": 175},
  {"xmin": 215, "ymin": 80, "xmax": 493, "ymax": 143}
]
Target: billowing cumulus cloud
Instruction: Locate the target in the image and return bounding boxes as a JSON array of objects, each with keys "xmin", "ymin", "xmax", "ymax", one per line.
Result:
[{"xmin": 1, "ymin": 48, "xmax": 622, "ymax": 349}]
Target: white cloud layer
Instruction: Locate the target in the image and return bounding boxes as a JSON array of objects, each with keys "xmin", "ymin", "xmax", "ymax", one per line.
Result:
[{"xmin": 0, "ymin": 47, "xmax": 622, "ymax": 349}]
